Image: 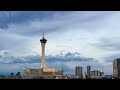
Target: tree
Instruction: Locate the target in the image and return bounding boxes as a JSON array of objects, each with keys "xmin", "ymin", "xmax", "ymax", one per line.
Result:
[
  {"xmin": 16, "ymin": 72, "xmax": 20, "ymax": 79},
  {"xmin": 18, "ymin": 72, "xmax": 20, "ymax": 75},
  {"xmin": 16, "ymin": 73, "xmax": 18, "ymax": 79}
]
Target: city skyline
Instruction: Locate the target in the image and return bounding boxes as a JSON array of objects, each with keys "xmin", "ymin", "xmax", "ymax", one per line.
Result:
[{"xmin": 0, "ymin": 11, "xmax": 120, "ymax": 75}]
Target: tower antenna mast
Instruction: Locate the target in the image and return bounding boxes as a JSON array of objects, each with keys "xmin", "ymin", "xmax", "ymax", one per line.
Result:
[{"xmin": 43, "ymin": 32, "xmax": 44, "ymax": 38}]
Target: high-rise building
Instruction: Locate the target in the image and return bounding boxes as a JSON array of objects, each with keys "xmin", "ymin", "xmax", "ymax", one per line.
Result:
[
  {"xmin": 40, "ymin": 32, "xmax": 47, "ymax": 69},
  {"xmin": 87, "ymin": 66, "xmax": 91, "ymax": 79},
  {"xmin": 75, "ymin": 66, "xmax": 83, "ymax": 79},
  {"xmin": 91, "ymin": 70, "xmax": 104, "ymax": 79},
  {"xmin": 97, "ymin": 71, "xmax": 101, "ymax": 77},
  {"xmin": 91, "ymin": 71, "xmax": 95, "ymax": 76},
  {"xmin": 113, "ymin": 58, "xmax": 120, "ymax": 78},
  {"xmin": 94, "ymin": 70, "xmax": 98, "ymax": 77}
]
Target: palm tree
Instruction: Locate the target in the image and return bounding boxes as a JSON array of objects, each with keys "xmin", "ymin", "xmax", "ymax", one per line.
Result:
[
  {"xmin": 18, "ymin": 72, "xmax": 20, "ymax": 75},
  {"xmin": 16, "ymin": 72, "xmax": 20, "ymax": 79},
  {"xmin": 16, "ymin": 73, "xmax": 18, "ymax": 78},
  {"xmin": 11, "ymin": 73, "xmax": 13, "ymax": 79}
]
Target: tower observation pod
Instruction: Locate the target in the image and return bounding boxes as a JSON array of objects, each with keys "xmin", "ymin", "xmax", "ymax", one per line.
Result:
[{"xmin": 40, "ymin": 32, "xmax": 47, "ymax": 69}]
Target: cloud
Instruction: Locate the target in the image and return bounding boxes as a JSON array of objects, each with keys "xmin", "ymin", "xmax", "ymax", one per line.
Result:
[
  {"xmin": 0, "ymin": 11, "xmax": 119, "ymax": 75},
  {"xmin": 3, "ymin": 51, "xmax": 8, "ymax": 54},
  {"xmin": 0, "ymin": 52, "xmax": 93, "ymax": 64},
  {"xmin": 0, "ymin": 52, "xmax": 105, "ymax": 74},
  {"xmin": 65, "ymin": 52, "xmax": 77, "ymax": 56},
  {"xmin": 91, "ymin": 37, "xmax": 120, "ymax": 51},
  {"xmin": 0, "ymin": 11, "xmax": 114, "ymax": 37},
  {"xmin": 0, "ymin": 11, "xmax": 57, "ymax": 29},
  {"xmin": 104, "ymin": 54, "xmax": 120, "ymax": 63}
]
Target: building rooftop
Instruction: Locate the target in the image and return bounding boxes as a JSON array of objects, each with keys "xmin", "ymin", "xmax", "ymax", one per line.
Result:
[{"xmin": 43, "ymin": 68, "xmax": 62, "ymax": 72}]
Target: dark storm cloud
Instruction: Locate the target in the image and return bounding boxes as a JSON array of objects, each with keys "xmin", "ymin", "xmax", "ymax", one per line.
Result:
[
  {"xmin": 74, "ymin": 52, "xmax": 80, "ymax": 55},
  {"xmin": 64, "ymin": 52, "xmax": 80, "ymax": 56},
  {"xmin": 0, "ymin": 51, "xmax": 102, "ymax": 75},
  {"xmin": 45, "ymin": 52, "xmax": 94, "ymax": 62},
  {"xmin": 3, "ymin": 51, "xmax": 8, "ymax": 54},
  {"xmin": 0, "ymin": 11, "xmax": 73, "ymax": 30},
  {"xmin": 0, "ymin": 52, "xmax": 95, "ymax": 64},
  {"xmin": 0, "ymin": 11, "xmax": 57, "ymax": 29},
  {"xmin": 65, "ymin": 52, "xmax": 76, "ymax": 56},
  {"xmin": 0, "ymin": 11, "xmax": 112, "ymax": 37}
]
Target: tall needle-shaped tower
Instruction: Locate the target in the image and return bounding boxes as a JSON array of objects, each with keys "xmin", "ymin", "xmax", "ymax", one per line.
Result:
[{"xmin": 40, "ymin": 32, "xmax": 47, "ymax": 69}]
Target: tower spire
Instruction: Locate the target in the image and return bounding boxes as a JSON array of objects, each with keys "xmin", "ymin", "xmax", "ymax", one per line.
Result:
[
  {"xmin": 43, "ymin": 32, "xmax": 44, "ymax": 38},
  {"xmin": 40, "ymin": 32, "xmax": 47, "ymax": 69}
]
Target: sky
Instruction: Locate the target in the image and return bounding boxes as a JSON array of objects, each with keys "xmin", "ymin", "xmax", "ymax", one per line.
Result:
[{"xmin": 0, "ymin": 11, "xmax": 120, "ymax": 75}]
